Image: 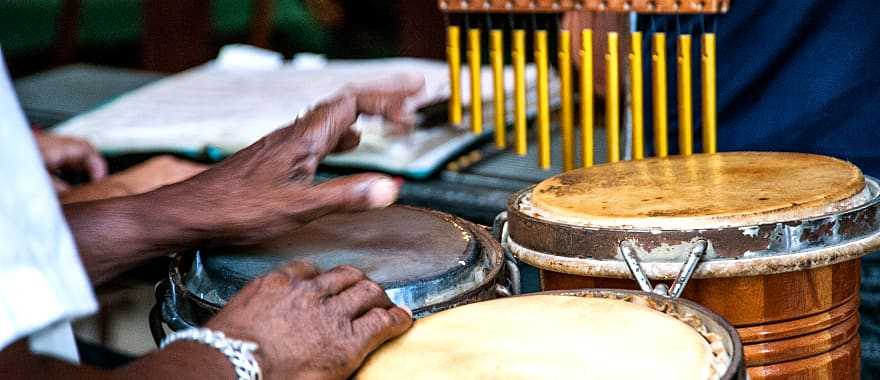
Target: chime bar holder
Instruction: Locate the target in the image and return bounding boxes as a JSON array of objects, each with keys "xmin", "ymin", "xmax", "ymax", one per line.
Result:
[{"xmin": 438, "ymin": 0, "xmax": 730, "ymax": 14}]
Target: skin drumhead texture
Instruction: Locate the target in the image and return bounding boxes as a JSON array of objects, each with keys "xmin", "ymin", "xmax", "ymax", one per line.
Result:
[
  {"xmin": 529, "ymin": 152, "xmax": 865, "ymax": 230},
  {"xmin": 356, "ymin": 295, "xmax": 716, "ymax": 380}
]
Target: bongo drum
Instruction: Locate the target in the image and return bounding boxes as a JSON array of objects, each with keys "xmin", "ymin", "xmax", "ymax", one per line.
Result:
[
  {"xmin": 356, "ymin": 289, "xmax": 745, "ymax": 380},
  {"xmin": 504, "ymin": 152, "xmax": 880, "ymax": 379},
  {"xmin": 150, "ymin": 206, "xmax": 516, "ymax": 343}
]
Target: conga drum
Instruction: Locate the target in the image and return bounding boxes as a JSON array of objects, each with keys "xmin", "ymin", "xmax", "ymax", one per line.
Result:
[
  {"xmin": 504, "ymin": 152, "xmax": 880, "ymax": 379},
  {"xmin": 356, "ymin": 289, "xmax": 746, "ymax": 379},
  {"xmin": 150, "ymin": 206, "xmax": 515, "ymax": 342}
]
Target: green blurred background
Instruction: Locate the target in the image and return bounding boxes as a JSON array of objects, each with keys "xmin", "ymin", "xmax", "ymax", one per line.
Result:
[{"xmin": 0, "ymin": 0, "xmax": 442, "ymax": 77}]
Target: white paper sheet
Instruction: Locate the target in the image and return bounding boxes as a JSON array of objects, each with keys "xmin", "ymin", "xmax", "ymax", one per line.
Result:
[{"xmin": 55, "ymin": 55, "xmax": 556, "ymax": 177}]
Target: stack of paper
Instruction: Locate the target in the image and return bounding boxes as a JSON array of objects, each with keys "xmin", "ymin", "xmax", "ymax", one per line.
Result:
[{"xmin": 54, "ymin": 54, "xmax": 559, "ymax": 178}]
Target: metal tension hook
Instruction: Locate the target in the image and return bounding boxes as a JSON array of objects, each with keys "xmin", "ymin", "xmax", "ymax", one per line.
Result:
[{"xmin": 619, "ymin": 239, "xmax": 708, "ymax": 299}]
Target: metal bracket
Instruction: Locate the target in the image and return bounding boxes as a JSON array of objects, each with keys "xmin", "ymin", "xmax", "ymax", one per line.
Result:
[
  {"xmin": 619, "ymin": 239, "xmax": 707, "ymax": 299},
  {"xmin": 493, "ymin": 212, "xmax": 521, "ymax": 296}
]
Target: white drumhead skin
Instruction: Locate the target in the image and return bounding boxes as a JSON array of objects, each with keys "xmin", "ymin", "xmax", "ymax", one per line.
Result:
[
  {"xmin": 529, "ymin": 152, "xmax": 865, "ymax": 230},
  {"xmin": 356, "ymin": 295, "xmax": 719, "ymax": 380}
]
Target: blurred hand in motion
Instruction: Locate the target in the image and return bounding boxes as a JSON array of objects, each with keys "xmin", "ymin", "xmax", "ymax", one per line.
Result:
[
  {"xmin": 206, "ymin": 262, "xmax": 412, "ymax": 380},
  {"xmin": 34, "ymin": 132, "xmax": 108, "ymax": 191},
  {"xmin": 169, "ymin": 73, "xmax": 425, "ymax": 247},
  {"xmin": 60, "ymin": 155, "xmax": 208, "ymax": 204}
]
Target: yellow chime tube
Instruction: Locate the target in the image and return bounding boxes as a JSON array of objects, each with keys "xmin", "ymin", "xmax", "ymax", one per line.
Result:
[
  {"xmin": 580, "ymin": 29, "xmax": 594, "ymax": 168},
  {"xmin": 702, "ymin": 33, "xmax": 717, "ymax": 154},
  {"xmin": 535, "ymin": 30, "xmax": 551, "ymax": 170},
  {"xmin": 629, "ymin": 32, "xmax": 645, "ymax": 160},
  {"xmin": 512, "ymin": 29, "xmax": 528, "ymax": 156},
  {"xmin": 467, "ymin": 28, "xmax": 482, "ymax": 134},
  {"xmin": 442, "ymin": 8, "xmax": 723, "ymax": 167},
  {"xmin": 677, "ymin": 35, "xmax": 694, "ymax": 156},
  {"xmin": 652, "ymin": 33, "xmax": 669, "ymax": 157},
  {"xmin": 446, "ymin": 26, "xmax": 462, "ymax": 126},
  {"xmin": 559, "ymin": 30, "xmax": 574, "ymax": 171},
  {"xmin": 490, "ymin": 29, "xmax": 506, "ymax": 148},
  {"xmin": 605, "ymin": 32, "xmax": 620, "ymax": 163}
]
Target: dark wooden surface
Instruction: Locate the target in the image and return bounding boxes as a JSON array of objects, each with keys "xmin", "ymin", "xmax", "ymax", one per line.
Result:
[{"xmin": 540, "ymin": 259, "xmax": 862, "ymax": 379}]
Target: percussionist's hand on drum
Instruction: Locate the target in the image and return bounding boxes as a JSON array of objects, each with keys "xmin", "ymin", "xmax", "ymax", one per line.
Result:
[
  {"xmin": 206, "ymin": 262, "xmax": 413, "ymax": 380},
  {"xmin": 171, "ymin": 73, "xmax": 424, "ymax": 246}
]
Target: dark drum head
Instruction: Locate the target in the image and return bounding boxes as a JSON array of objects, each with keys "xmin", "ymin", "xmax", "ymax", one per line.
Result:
[{"xmin": 185, "ymin": 206, "xmax": 482, "ymax": 308}]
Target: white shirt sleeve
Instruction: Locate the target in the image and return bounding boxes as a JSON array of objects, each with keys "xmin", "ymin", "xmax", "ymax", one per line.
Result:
[{"xmin": 0, "ymin": 49, "xmax": 98, "ymax": 362}]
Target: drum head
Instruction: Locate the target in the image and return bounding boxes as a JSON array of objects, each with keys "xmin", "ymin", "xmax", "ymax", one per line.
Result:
[
  {"xmin": 508, "ymin": 152, "xmax": 880, "ymax": 278},
  {"xmin": 530, "ymin": 152, "xmax": 865, "ymax": 230},
  {"xmin": 356, "ymin": 292, "xmax": 736, "ymax": 380},
  {"xmin": 184, "ymin": 206, "xmax": 489, "ymax": 309}
]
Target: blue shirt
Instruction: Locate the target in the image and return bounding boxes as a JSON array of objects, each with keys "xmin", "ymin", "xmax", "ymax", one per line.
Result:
[{"xmin": 639, "ymin": 1, "xmax": 880, "ymax": 176}]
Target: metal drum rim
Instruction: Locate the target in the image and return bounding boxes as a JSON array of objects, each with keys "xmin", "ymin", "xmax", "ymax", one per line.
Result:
[
  {"xmin": 162, "ymin": 209, "xmax": 507, "ymax": 326},
  {"xmin": 506, "ymin": 177, "xmax": 880, "ymax": 278},
  {"xmin": 508, "ymin": 176, "xmax": 880, "ymax": 235}
]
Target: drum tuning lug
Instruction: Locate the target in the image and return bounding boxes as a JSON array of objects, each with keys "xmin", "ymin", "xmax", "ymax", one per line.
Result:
[
  {"xmin": 492, "ymin": 212, "xmax": 520, "ymax": 295},
  {"xmin": 668, "ymin": 239, "xmax": 708, "ymax": 299},
  {"xmin": 619, "ymin": 239, "xmax": 708, "ymax": 299},
  {"xmin": 619, "ymin": 240, "xmax": 656, "ymax": 294},
  {"xmin": 492, "ymin": 211, "xmax": 508, "ymax": 242},
  {"xmin": 495, "ymin": 283, "xmax": 513, "ymax": 297}
]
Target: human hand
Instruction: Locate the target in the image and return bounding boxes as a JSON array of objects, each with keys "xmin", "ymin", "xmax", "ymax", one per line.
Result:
[
  {"xmin": 34, "ymin": 132, "xmax": 107, "ymax": 190},
  {"xmin": 170, "ymin": 74, "xmax": 424, "ymax": 246},
  {"xmin": 206, "ymin": 262, "xmax": 412, "ymax": 380}
]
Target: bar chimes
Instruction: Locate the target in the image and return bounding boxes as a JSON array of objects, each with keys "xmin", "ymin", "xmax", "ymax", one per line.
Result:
[{"xmin": 439, "ymin": 0, "xmax": 729, "ymax": 170}]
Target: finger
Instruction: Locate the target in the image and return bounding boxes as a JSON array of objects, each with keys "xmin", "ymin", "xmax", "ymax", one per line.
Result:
[
  {"xmin": 51, "ymin": 176, "xmax": 71, "ymax": 192},
  {"xmin": 313, "ymin": 265, "xmax": 366, "ymax": 296},
  {"xmin": 83, "ymin": 147, "xmax": 108, "ymax": 181},
  {"xmin": 275, "ymin": 261, "xmax": 320, "ymax": 282},
  {"xmin": 352, "ymin": 307, "xmax": 413, "ymax": 353},
  {"xmin": 330, "ymin": 279, "xmax": 392, "ymax": 318},
  {"xmin": 331, "ymin": 127, "xmax": 361, "ymax": 153},
  {"xmin": 347, "ymin": 72, "xmax": 426, "ymax": 97},
  {"xmin": 351, "ymin": 74, "xmax": 425, "ymax": 126},
  {"xmin": 293, "ymin": 173, "xmax": 399, "ymax": 221}
]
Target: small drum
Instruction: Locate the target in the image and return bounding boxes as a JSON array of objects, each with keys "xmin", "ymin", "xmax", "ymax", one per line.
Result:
[
  {"xmin": 356, "ymin": 289, "xmax": 745, "ymax": 380},
  {"xmin": 504, "ymin": 152, "xmax": 880, "ymax": 379},
  {"xmin": 151, "ymin": 206, "xmax": 515, "ymax": 343}
]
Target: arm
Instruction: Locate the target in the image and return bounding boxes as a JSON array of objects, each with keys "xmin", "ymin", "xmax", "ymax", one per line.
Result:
[
  {"xmin": 0, "ymin": 340, "xmax": 232, "ymax": 380},
  {"xmin": 59, "ymin": 156, "xmax": 207, "ymax": 204},
  {"xmin": 2, "ymin": 262, "xmax": 413, "ymax": 380},
  {"xmin": 65, "ymin": 76, "xmax": 422, "ymax": 286}
]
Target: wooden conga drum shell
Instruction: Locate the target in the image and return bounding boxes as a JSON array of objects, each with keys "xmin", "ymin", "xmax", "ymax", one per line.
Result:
[
  {"xmin": 539, "ymin": 263, "xmax": 861, "ymax": 378},
  {"xmin": 507, "ymin": 152, "xmax": 880, "ymax": 380}
]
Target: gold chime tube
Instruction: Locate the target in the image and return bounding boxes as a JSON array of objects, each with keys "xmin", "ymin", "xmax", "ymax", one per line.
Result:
[
  {"xmin": 580, "ymin": 29, "xmax": 594, "ymax": 167},
  {"xmin": 490, "ymin": 29, "xmax": 506, "ymax": 148},
  {"xmin": 606, "ymin": 32, "xmax": 620, "ymax": 163},
  {"xmin": 652, "ymin": 33, "xmax": 669, "ymax": 157},
  {"xmin": 677, "ymin": 35, "xmax": 694, "ymax": 156},
  {"xmin": 629, "ymin": 32, "xmax": 645, "ymax": 160},
  {"xmin": 535, "ymin": 30, "xmax": 551, "ymax": 170},
  {"xmin": 702, "ymin": 33, "xmax": 717, "ymax": 154},
  {"xmin": 559, "ymin": 29, "xmax": 574, "ymax": 171},
  {"xmin": 446, "ymin": 26, "xmax": 462, "ymax": 126},
  {"xmin": 468, "ymin": 28, "xmax": 482, "ymax": 134},
  {"xmin": 513, "ymin": 29, "xmax": 528, "ymax": 156}
]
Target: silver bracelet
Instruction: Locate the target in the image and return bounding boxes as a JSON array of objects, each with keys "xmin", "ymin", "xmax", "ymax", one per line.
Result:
[{"xmin": 161, "ymin": 328, "xmax": 262, "ymax": 380}]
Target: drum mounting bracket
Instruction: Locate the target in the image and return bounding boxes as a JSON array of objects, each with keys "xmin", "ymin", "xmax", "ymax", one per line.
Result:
[
  {"xmin": 493, "ymin": 211, "xmax": 521, "ymax": 296},
  {"xmin": 619, "ymin": 239, "xmax": 708, "ymax": 299}
]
